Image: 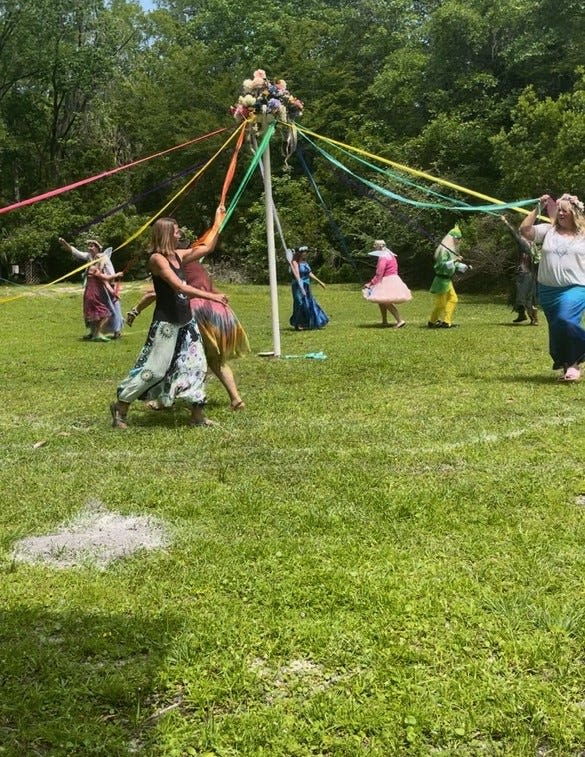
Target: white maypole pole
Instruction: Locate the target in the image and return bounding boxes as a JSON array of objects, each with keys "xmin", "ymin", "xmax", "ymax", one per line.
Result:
[{"xmin": 259, "ymin": 113, "xmax": 281, "ymax": 358}]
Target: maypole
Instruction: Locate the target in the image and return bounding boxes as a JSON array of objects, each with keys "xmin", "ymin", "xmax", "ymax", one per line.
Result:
[
  {"xmin": 231, "ymin": 69, "xmax": 305, "ymax": 358},
  {"xmin": 258, "ymin": 114, "xmax": 281, "ymax": 356}
]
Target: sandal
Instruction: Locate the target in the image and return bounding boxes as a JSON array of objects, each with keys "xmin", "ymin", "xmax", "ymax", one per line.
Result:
[
  {"xmin": 110, "ymin": 402, "xmax": 128, "ymax": 429},
  {"xmin": 564, "ymin": 366, "xmax": 581, "ymax": 382},
  {"xmin": 231, "ymin": 399, "xmax": 246, "ymax": 411}
]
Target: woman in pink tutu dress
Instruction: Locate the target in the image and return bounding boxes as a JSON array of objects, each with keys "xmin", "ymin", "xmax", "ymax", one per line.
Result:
[{"xmin": 362, "ymin": 240, "xmax": 412, "ymax": 327}]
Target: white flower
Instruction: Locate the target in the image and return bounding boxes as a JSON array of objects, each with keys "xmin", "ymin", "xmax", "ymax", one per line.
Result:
[
  {"xmin": 242, "ymin": 94, "xmax": 256, "ymax": 107},
  {"xmin": 242, "ymin": 79, "xmax": 255, "ymax": 93}
]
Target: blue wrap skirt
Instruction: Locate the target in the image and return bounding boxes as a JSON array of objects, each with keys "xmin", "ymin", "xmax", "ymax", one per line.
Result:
[{"xmin": 538, "ymin": 283, "xmax": 585, "ymax": 369}]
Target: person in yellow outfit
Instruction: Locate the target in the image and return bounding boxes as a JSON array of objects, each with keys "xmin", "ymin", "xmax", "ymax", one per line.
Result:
[{"xmin": 427, "ymin": 225, "xmax": 469, "ymax": 329}]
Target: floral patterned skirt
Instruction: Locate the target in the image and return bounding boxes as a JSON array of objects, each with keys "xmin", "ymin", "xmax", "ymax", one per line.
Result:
[{"xmin": 117, "ymin": 318, "xmax": 207, "ymax": 407}]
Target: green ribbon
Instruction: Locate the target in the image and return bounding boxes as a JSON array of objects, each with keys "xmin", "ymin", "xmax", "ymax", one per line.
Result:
[
  {"xmin": 220, "ymin": 121, "xmax": 276, "ymax": 231},
  {"xmin": 300, "ymin": 132, "xmax": 537, "ymax": 213}
]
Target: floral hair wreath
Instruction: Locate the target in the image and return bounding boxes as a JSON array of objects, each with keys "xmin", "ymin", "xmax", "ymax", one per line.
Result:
[
  {"xmin": 230, "ymin": 69, "xmax": 304, "ymax": 123},
  {"xmin": 558, "ymin": 193, "xmax": 585, "ymax": 214}
]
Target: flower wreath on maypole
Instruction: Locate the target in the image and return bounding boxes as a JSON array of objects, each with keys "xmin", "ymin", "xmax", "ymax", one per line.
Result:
[{"xmin": 230, "ymin": 69, "xmax": 304, "ymax": 162}]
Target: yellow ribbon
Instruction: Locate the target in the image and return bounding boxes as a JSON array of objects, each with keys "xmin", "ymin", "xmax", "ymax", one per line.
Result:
[
  {"xmin": 294, "ymin": 123, "xmax": 545, "ymax": 218},
  {"xmin": 112, "ymin": 121, "xmax": 247, "ymax": 252},
  {"xmin": 0, "ymin": 123, "xmax": 247, "ymax": 305}
]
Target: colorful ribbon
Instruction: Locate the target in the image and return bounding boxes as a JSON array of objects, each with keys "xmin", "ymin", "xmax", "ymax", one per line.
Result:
[
  {"xmin": 300, "ymin": 131, "xmax": 537, "ymax": 214},
  {"xmin": 0, "ymin": 124, "xmax": 247, "ymax": 304},
  {"xmin": 295, "ymin": 124, "xmax": 539, "ymax": 216},
  {"xmin": 112, "ymin": 122, "xmax": 247, "ymax": 253},
  {"xmin": 0, "ymin": 128, "xmax": 229, "ymax": 216}
]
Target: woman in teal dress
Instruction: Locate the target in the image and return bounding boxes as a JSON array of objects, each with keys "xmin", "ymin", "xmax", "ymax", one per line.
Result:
[{"xmin": 289, "ymin": 246, "xmax": 329, "ymax": 330}]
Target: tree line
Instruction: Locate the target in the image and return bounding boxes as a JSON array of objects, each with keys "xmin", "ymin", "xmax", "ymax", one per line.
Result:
[{"xmin": 0, "ymin": 0, "xmax": 583, "ymax": 288}]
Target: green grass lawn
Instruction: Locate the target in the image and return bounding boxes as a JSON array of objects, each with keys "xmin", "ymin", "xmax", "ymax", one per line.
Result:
[{"xmin": 1, "ymin": 282, "xmax": 585, "ymax": 756}]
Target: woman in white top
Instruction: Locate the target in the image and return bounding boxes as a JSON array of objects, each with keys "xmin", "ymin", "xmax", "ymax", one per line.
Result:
[{"xmin": 520, "ymin": 193, "xmax": 585, "ymax": 381}]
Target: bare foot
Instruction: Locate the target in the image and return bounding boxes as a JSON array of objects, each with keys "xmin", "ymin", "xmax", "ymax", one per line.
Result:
[
  {"xmin": 188, "ymin": 418, "xmax": 217, "ymax": 427},
  {"xmin": 110, "ymin": 402, "xmax": 128, "ymax": 429}
]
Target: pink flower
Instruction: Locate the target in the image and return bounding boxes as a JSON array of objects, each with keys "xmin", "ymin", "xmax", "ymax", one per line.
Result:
[
  {"xmin": 559, "ymin": 193, "xmax": 584, "ymax": 213},
  {"xmin": 232, "ymin": 104, "xmax": 250, "ymax": 121}
]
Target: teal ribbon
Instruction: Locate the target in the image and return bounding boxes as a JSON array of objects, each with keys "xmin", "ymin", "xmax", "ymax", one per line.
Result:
[
  {"xmin": 299, "ymin": 132, "xmax": 537, "ymax": 213},
  {"xmin": 282, "ymin": 351, "xmax": 327, "ymax": 360}
]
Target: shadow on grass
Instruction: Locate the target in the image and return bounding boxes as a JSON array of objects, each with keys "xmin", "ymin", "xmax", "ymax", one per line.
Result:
[
  {"xmin": 498, "ymin": 373, "xmax": 559, "ymax": 385},
  {"xmin": 355, "ymin": 322, "xmax": 396, "ymax": 329},
  {"xmin": 0, "ymin": 605, "xmax": 180, "ymax": 753},
  {"xmin": 498, "ymin": 322, "xmax": 540, "ymax": 328}
]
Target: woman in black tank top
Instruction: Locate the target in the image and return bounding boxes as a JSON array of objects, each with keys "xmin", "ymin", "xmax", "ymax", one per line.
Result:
[{"xmin": 110, "ymin": 210, "xmax": 227, "ymax": 428}]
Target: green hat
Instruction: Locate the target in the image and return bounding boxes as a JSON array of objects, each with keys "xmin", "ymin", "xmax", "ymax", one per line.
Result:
[{"xmin": 448, "ymin": 225, "xmax": 462, "ymax": 238}]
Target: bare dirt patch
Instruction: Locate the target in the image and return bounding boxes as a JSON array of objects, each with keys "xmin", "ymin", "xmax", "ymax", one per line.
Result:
[{"xmin": 11, "ymin": 499, "xmax": 169, "ymax": 569}]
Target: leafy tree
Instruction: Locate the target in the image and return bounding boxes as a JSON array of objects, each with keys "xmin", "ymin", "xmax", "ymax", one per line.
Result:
[{"xmin": 491, "ymin": 71, "xmax": 585, "ymax": 199}]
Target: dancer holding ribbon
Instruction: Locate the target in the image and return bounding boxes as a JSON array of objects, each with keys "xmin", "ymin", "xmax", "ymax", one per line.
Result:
[
  {"xmin": 289, "ymin": 246, "xmax": 328, "ymax": 331},
  {"xmin": 110, "ymin": 209, "xmax": 228, "ymax": 429},
  {"xmin": 520, "ymin": 193, "xmax": 585, "ymax": 381}
]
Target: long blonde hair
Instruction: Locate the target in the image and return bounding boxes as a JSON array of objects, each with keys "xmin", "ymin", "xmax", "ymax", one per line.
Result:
[
  {"xmin": 553, "ymin": 196, "xmax": 585, "ymax": 235},
  {"xmin": 150, "ymin": 217, "xmax": 178, "ymax": 256}
]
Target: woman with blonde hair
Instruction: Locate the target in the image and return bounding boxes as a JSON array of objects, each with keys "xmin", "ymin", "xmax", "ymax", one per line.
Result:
[
  {"xmin": 110, "ymin": 210, "xmax": 228, "ymax": 428},
  {"xmin": 520, "ymin": 193, "xmax": 585, "ymax": 381}
]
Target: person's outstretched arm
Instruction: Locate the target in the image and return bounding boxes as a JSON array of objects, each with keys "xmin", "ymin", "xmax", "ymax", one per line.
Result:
[
  {"xmin": 520, "ymin": 196, "xmax": 549, "ymax": 242},
  {"xmin": 309, "ymin": 271, "xmax": 326, "ymax": 288},
  {"xmin": 58, "ymin": 237, "xmax": 90, "ymax": 261},
  {"xmin": 180, "ymin": 205, "xmax": 226, "ymax": 265}
]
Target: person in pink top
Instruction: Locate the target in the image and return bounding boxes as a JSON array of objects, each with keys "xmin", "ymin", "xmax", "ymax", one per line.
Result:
[{"xmin": 362, "ymin": 239, "xmax": 412, "ymax": 327}]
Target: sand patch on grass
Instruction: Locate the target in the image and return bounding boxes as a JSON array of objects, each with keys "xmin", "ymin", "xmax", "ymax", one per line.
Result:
[
  {"xmin": 250, "ymin": 657, "xmax": 343, "ymax": 703},
  {"xmin": 11, "ymin": 499, "xmax": 169, "ymax": 569}
]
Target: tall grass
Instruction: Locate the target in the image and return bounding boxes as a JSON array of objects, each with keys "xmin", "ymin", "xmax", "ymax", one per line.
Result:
[{"xmin": 1, "ymin": 282, "xmax": 584, "ymax": 755}]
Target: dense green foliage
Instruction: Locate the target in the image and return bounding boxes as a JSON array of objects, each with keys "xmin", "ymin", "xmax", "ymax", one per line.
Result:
[{"xmin": 0, "ymin": 0, "xmax": 584, "ymax": 285}]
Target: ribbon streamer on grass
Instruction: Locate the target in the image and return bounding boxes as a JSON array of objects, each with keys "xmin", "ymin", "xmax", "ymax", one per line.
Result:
[{"xmin": 282, "ymin": 351, "xmax": 327, "ymax": 360}]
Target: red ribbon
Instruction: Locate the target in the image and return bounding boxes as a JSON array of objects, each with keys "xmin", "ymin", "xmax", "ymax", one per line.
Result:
[{"xmin": 0, "ymin": 128, "xmax": 229, "ymax": 216}]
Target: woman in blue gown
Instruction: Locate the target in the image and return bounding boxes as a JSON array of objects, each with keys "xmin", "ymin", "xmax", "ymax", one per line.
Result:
[{"xmin": 289, "ymin": 246, "xmax": 329, "ymax": 330}]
